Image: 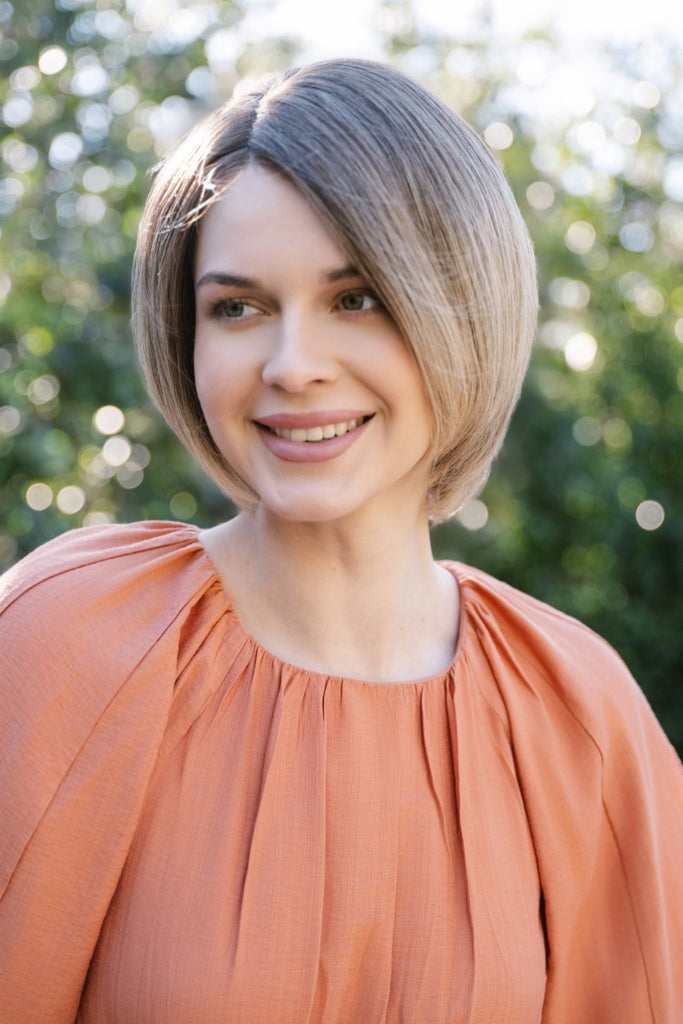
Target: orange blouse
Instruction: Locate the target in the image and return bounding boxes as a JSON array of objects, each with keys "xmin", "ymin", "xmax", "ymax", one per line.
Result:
[{"xmin": 0, "ymin": 521, "xmax": 681, "ymax": 1023}]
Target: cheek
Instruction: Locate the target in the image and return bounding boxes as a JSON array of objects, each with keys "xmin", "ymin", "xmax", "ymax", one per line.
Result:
[
  {"xmin": 193, "ymin": 357, "xmax": 220, "ymax": 425},
  {"xmin": 193, "ymin": 340, "xmax": 246, "ymax": 424},
  {"xmin": 387, "ymin": 349, "xmax": 432, "ymax": 423}
]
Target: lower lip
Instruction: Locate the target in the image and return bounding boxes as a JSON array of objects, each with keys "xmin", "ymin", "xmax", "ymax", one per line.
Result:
[{"xmin": 255, "ymin": 419, "xmax": 372, "ymax": 463}]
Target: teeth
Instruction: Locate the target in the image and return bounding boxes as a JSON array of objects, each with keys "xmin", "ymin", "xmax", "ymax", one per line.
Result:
[{"xmin": 271, "ymin": 418, "xmax": 363, "ymax": 442}]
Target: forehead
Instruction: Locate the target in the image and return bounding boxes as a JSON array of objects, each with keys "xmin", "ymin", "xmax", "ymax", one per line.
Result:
[{"xmin": 194, "ymin": 164, "xmax": 349, "ymax": 280}]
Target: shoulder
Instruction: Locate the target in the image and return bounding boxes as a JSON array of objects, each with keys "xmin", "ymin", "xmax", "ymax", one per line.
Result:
[
  {"xmin": 453, "ymin": 559, "xmax": 628, "ymax": 676},
  {"xmin": 449, "ymin": 561, "xmax": 669, "ymax": 754},
  {"xmin": 1, "ymin": 519, "xmax": 214, "ymax": 623},
  {"xmin": 0, "ymin": 520, "xmax": 225, "ymax": 714},
  {"xmin": 0, "ymin": 520, "xmax": 229, "ymax": 861}
]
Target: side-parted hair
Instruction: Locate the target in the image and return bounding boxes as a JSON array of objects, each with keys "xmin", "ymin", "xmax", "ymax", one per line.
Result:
[{"xmin": 133, "ymin": 58, "xmax": 538, "ymax": 521}]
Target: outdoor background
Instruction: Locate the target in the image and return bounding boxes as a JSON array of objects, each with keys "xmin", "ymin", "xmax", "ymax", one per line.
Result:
[{"xmin": 1, "ymin": 0, "xmax": 681, "ymax": 751}]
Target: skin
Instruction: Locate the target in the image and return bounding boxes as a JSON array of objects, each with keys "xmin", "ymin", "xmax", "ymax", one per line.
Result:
[{"xmin": 194, "ymin": 165, "xmax": 460, "ymax": 682}]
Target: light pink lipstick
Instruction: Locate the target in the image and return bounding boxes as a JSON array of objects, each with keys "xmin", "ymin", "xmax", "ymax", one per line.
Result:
[{"xmin": 254, "ymin": 411, "xmax": 373, "ymax": 463}]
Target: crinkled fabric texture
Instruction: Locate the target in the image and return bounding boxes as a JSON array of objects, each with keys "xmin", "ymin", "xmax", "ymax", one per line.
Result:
[{"xmin": 1, "ymin": 521, "xmax": 682, "ymax": 1024}]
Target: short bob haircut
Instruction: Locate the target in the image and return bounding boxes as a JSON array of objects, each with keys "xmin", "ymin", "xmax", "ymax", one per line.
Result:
[{"xmin": 133, "ymin": 58, "xmax": 537, "ymax": 521}]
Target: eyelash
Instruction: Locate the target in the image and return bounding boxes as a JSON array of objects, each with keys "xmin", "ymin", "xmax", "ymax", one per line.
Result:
[
  {"xmin": 209, "ymin": 298, "xmax": 261, "ymax": 321},
  {"xmin": 337, "ymin": 290, "xmax": 383, "ymax": 313},
  {"xmin": 206, "ymin": 289, "xmax": 384, "ymax": 323}
]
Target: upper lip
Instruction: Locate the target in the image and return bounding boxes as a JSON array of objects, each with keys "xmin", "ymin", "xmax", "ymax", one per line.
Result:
[{"xmin": 255, "ymin": 410, "xmax": 373, "ymax": 429}]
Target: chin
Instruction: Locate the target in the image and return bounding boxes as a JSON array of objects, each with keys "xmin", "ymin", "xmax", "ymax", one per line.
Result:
[
  {"xmin": 258, "ymin": 497, "xmax": 361, "ymax": 525},
  {"xmin": 249, "ymin": 479, "xmax": 376, "ymax": 524},
  {"xmin": 250, "ymin": 472, "xmax": 430, "ymax": 528}
]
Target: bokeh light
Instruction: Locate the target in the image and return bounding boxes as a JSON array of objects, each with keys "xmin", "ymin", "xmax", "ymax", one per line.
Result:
[
  {"xmin": 56, "ymin": 486, "xmax": 86, "ymax": 515},
  {"xmin": 102, "ymin": 435, "xmax": 133, "ymax": 467},
  {"xmin": 564, "ymin": 221, "xmax": 596, "ymax": 254},
  {"xmin": 38, "ymin": 46, "xmax": 68, "ymax": 75},
  {"xmin": 25, "ymin": 483, "xmax": 53, "ymax": 511},
  {"xmin": 526, "ymin": 180, "xmax": 555, "ymax": 209},
  {"xmin": 635, "ymin": 500, "xmax": 665, "ymax": 531},
  {"xmin": 93, "ymin": 405, "xmax": 125, "ymax": 435},
  {"xmin": 170, "ymin": 491, "xmax": 199, "ymax": 520},
  {"xmin": 456, "ymin": 499, "xmax": 489, "ymax": 531},
  {"xmin": 484, "ymin": 121, "xmax": 514, "ymax": 150},
  {"xmin": 631, "ymin": 80, "xmax": 660, "ymax": 108},
  {"xmin": 564, "ymin": 332, "xmax": 598, "ymax": 372}
]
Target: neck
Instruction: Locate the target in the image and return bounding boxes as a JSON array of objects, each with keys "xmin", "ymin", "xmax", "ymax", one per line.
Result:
[{"xmin": 201, "ymin": 506, "xmax": 460, "ymax": 683}]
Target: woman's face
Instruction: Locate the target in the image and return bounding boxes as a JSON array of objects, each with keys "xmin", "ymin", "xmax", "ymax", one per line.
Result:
[{"xmin": 193, "ymin": 164, "xmax": 432, "ymax": 526}]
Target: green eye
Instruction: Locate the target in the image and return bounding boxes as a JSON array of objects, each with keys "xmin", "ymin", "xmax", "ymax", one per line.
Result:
[
  {"xmin": 222, "ymin": 299, "xmax": 248, "ymax": 318},
  {"xmin": 339, "ymin": 291, "xmax": 380, "ymax": 312},
  {"xmin": 211, "ymin": 298, "xmax": 260, "ymax": 320}
]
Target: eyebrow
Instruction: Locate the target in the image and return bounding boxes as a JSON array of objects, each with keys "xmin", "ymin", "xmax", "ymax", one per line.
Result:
[
  {"xmin": 323, "ymin": 264, "xmax": 361, "ymax": 284},
  {"xmin": 195, "ymin": 265, "xmax": 362, "ymax": 290}
]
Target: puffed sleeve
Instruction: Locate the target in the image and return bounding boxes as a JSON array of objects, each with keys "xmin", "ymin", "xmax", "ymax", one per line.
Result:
[
  {"xmin": 0, "ymin": 523, "xmax": 217, "ymax": 1024},
  {"xmin": 463, "ymin": 568, "xmax": 683, "ymax": 1022}
]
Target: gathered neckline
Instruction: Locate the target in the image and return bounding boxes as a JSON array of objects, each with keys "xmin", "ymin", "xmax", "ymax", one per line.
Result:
[{"xmin": 186, "ymin": 523, "xmax": 469, "ymax": 689}]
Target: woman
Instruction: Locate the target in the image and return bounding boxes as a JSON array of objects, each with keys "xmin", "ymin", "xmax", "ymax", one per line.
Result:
[{"xmin": 1, "ymin": 59, "xmax": 681, "ymax": 1023}]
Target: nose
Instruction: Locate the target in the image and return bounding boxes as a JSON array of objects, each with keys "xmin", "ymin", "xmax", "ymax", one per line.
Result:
[{"xmin": 261, "ymin": 311, "xmax": 338, "ymax": 392}]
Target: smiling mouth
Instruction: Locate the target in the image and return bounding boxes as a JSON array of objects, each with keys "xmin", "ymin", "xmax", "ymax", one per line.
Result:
[{"xmin": 260, "ymin": 416, "xmax": 373, "ymax": 442}]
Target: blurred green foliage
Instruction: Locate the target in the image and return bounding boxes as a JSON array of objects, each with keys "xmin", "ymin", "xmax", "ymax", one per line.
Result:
[{"xmin": 1, "ymin": 0, "xmax": 681, "ymax": 748}]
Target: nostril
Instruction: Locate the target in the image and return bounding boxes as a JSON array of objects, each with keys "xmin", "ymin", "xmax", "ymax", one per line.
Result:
[{"xmin": 261, "ymin": 353, "xmax": 337, "ymax": 391}]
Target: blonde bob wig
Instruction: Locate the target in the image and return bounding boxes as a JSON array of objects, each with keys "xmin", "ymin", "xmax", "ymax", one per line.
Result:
[{"xmin": 133, "ymin": 58, "xmax": 538, "ymax": 521}]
